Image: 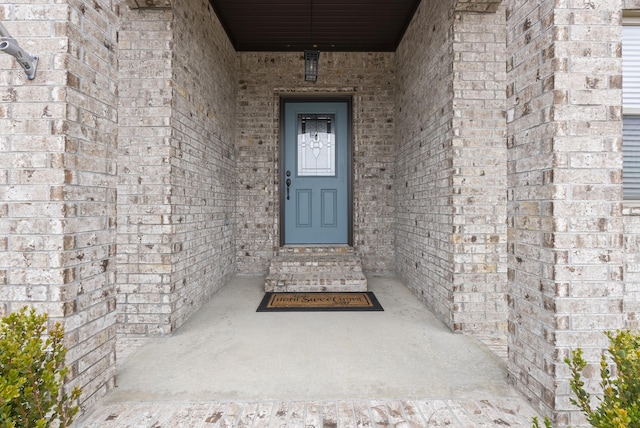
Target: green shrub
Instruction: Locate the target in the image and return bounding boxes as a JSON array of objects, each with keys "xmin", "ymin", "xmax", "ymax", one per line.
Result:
[
  {"xmin": 533, "ymin": 329, "xmax": 640, "ymax": 428},
  {"xmin": 0, "ymin": 307, "xmax": 82, "ymax": 428}
]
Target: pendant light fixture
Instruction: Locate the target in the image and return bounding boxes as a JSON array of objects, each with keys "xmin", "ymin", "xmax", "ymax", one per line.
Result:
[
  {"xmin": 304, "ymin": 0, "xmax": 319, "ymax": 82},
  {"xmin": 304, "ymin": 50, "xmax": 319, "ymax": 82}
]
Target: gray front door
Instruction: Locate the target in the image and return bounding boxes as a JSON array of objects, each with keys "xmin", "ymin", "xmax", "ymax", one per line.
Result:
[{"xmin": 282, "ymin": 100, "xmax": 351, "ymax": 245}]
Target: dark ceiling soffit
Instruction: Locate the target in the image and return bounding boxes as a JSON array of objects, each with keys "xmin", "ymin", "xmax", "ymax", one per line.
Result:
[
  {"xmin": 207, "ymin": 1, "xmax": 422, "ymax": 53},
  {"xmin": 391, "ymin": 0, "xmax": 421, "ymax": 52},
  {"xmin": 394, "ymin": 0, "xmax": 422, "ymax": 52},
  {"xmin": 209, "ymin": 0, "xmax": 239, "ymax": 50}
]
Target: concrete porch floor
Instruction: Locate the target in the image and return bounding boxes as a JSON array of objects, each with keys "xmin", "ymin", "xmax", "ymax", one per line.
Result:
[{"xmin": 76, "ymin": 275, "xmax": 540, "ymax": 427}]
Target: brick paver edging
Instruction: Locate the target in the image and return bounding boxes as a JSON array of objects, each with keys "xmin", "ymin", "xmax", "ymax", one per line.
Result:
[{"xmin": 77, "ymin": 397, "xmax": 538, "ymax": 427}]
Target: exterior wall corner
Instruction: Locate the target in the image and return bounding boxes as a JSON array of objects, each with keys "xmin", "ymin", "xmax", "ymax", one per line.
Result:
[
  {"xmin": 396, "ymin": 0, "xmax": 509, "ymax": 356},
  {"xmin": 506, "ymin": 0, "xmax": 625, "ymax": 424},
  {"xmin": 0, "ymin": 0, "xmax": 120, "ymax": 407},
  {"xmin": 116, "ymin": 0, "xmax": 237, "ymax": 337}
]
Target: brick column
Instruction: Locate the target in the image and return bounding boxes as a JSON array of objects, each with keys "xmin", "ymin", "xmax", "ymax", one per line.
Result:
[
  {"xmin": 506, "ymin": 0, "xmax": 624, "ymax": 424},
  {"xmin": 117, "ymin": 0, "xmax": 237, "ymax": 336},
  {"xmin": 396, "ymin": 0, "xmax": 509, "ymax": 354},
  {"xmin": 0, "ymin": 0, "xmax": 119, "ymax": 407},
  {"xmin": 450, "ymin": 4, "xmax": 509, "ymax": 352},
  {"xmin": 117, "ymin": 5, "xmax": 175, "ymax": 336}
]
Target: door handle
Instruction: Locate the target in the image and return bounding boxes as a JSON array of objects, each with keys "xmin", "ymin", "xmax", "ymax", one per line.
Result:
[{"xmin": 285, "ymin": 170, "xmax": 291, "ymax": 200}]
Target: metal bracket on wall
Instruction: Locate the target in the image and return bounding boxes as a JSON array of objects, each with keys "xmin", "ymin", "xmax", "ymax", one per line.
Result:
[{"xmin": 0, "ymin": 21, "xmax": 38, "ymax": 80}]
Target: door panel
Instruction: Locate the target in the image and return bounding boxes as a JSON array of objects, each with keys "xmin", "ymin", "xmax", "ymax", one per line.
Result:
[
  {"xmin": 283, "ymin": 101, "xmax": 350, "ymax": 244},
  {"xmin": 321, "ymin": 189, "xmax": 337, "ymax": 227},
  {"xmin": 296, "ymin": 189, "xmax": 312, "ymax": 227}
]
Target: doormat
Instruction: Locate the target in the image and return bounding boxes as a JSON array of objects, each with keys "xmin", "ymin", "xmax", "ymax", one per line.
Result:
[{"xmin": 257, "ymin": 292, "xmax": 383, "ymax": 312}]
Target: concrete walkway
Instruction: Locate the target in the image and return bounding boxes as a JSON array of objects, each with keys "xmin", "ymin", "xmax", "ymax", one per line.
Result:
[{"xmin": 76, "ymin": 275, "xmax": 540, "ymax": 427}]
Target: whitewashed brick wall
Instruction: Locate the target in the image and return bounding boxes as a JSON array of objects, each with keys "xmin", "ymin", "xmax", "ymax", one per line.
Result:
[
  {"xmin": 451, "ymin": 3, "xmax": 508, "ymax": 343},
  {"xmin": 2, "ymin": 0, "xmax": 638, "ymax": 421},
  {"xmin": 506, "ymin": 0, "xmax": 625, "ymax": 425},
  {"xmin": 395, "ymin": 0, "xmax": 508, "ymax": 352},
  {"xmin": 455, "ymin": 0, "xmax": 501, "ymax": 13},
  {"xmin": 169, "ymin": 0, "xmax": 237, "ymax": 329},
  {"xmin": 117, "ymin": 0, "xmax": 236, "ymax": 336},
  {"xmin": 0, "ymin": 0, "xmax": 119, "ymax": 408},
  {"xmin": 116, "ymin": 5, "xmax": 174, "ymax": 336},
  {"xmin": 235, "ymin": 52, "xmax": 396, "ymax": 274},
  {"xmin": 396, "ymin": 0, "xmax": 459, "ymax": 336}
]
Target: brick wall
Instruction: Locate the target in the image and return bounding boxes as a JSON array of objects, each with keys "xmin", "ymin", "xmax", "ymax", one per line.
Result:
[
  {"xmin": 451, "ymin": 3, "xmax": 508, "ymax": 346},
  {"xmin": 2, "ymin": 0, "xmax": 637, "ymax": 420},
  {"xmin": 117, "ymin": 5, "xmax": 175, "ymax": 336},
  {"xmin": 0, "ymin": 0, "xmax": 119, "ymax": 407},
  {"xmin": 125, "ymin": 0, "xmax": 171, "ymax": 7},
  {"xmin": 506, "ymin": 0, "xmax": 625, "ymax": 424},
  {"xmin": 455, "ymin": 0, "xmax": 502, "ymax": 13},
  {"xmin": 117, "ymin": 0, "xmax": 236, "ymax": 336},
  {"xmin": 395, "ymin": 0, "xmax": 508, "ymax": 352},
  {"xmin": 169, "ymin": 0, "xmax": 237, "ymax": 329},
  {"xmin": 395, "ymin": 0, "xmax": 458, "ymax": 335},
  {"xmin": 235, "ymin": 52, "xmax": 396, "ymax": 274},
  {"xmin": 625, "ymin": 0, "xmax": 640, "ymax": 9}
]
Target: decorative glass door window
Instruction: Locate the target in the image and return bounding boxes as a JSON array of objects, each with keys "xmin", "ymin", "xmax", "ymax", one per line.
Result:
[{"xmin": 297, "ymin": 114, "xmax": 336, "ymax": 176}]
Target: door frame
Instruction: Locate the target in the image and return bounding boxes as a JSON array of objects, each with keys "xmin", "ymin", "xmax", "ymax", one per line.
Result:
[{"xmin": 279, "ymin": 95, "xmax": 354, "ymax": 247}]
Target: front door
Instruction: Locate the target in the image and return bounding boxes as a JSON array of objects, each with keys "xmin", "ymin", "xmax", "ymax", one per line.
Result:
[{"xmin": 282, "ymin": 100, "xmax": 351, "ymax": 245}]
